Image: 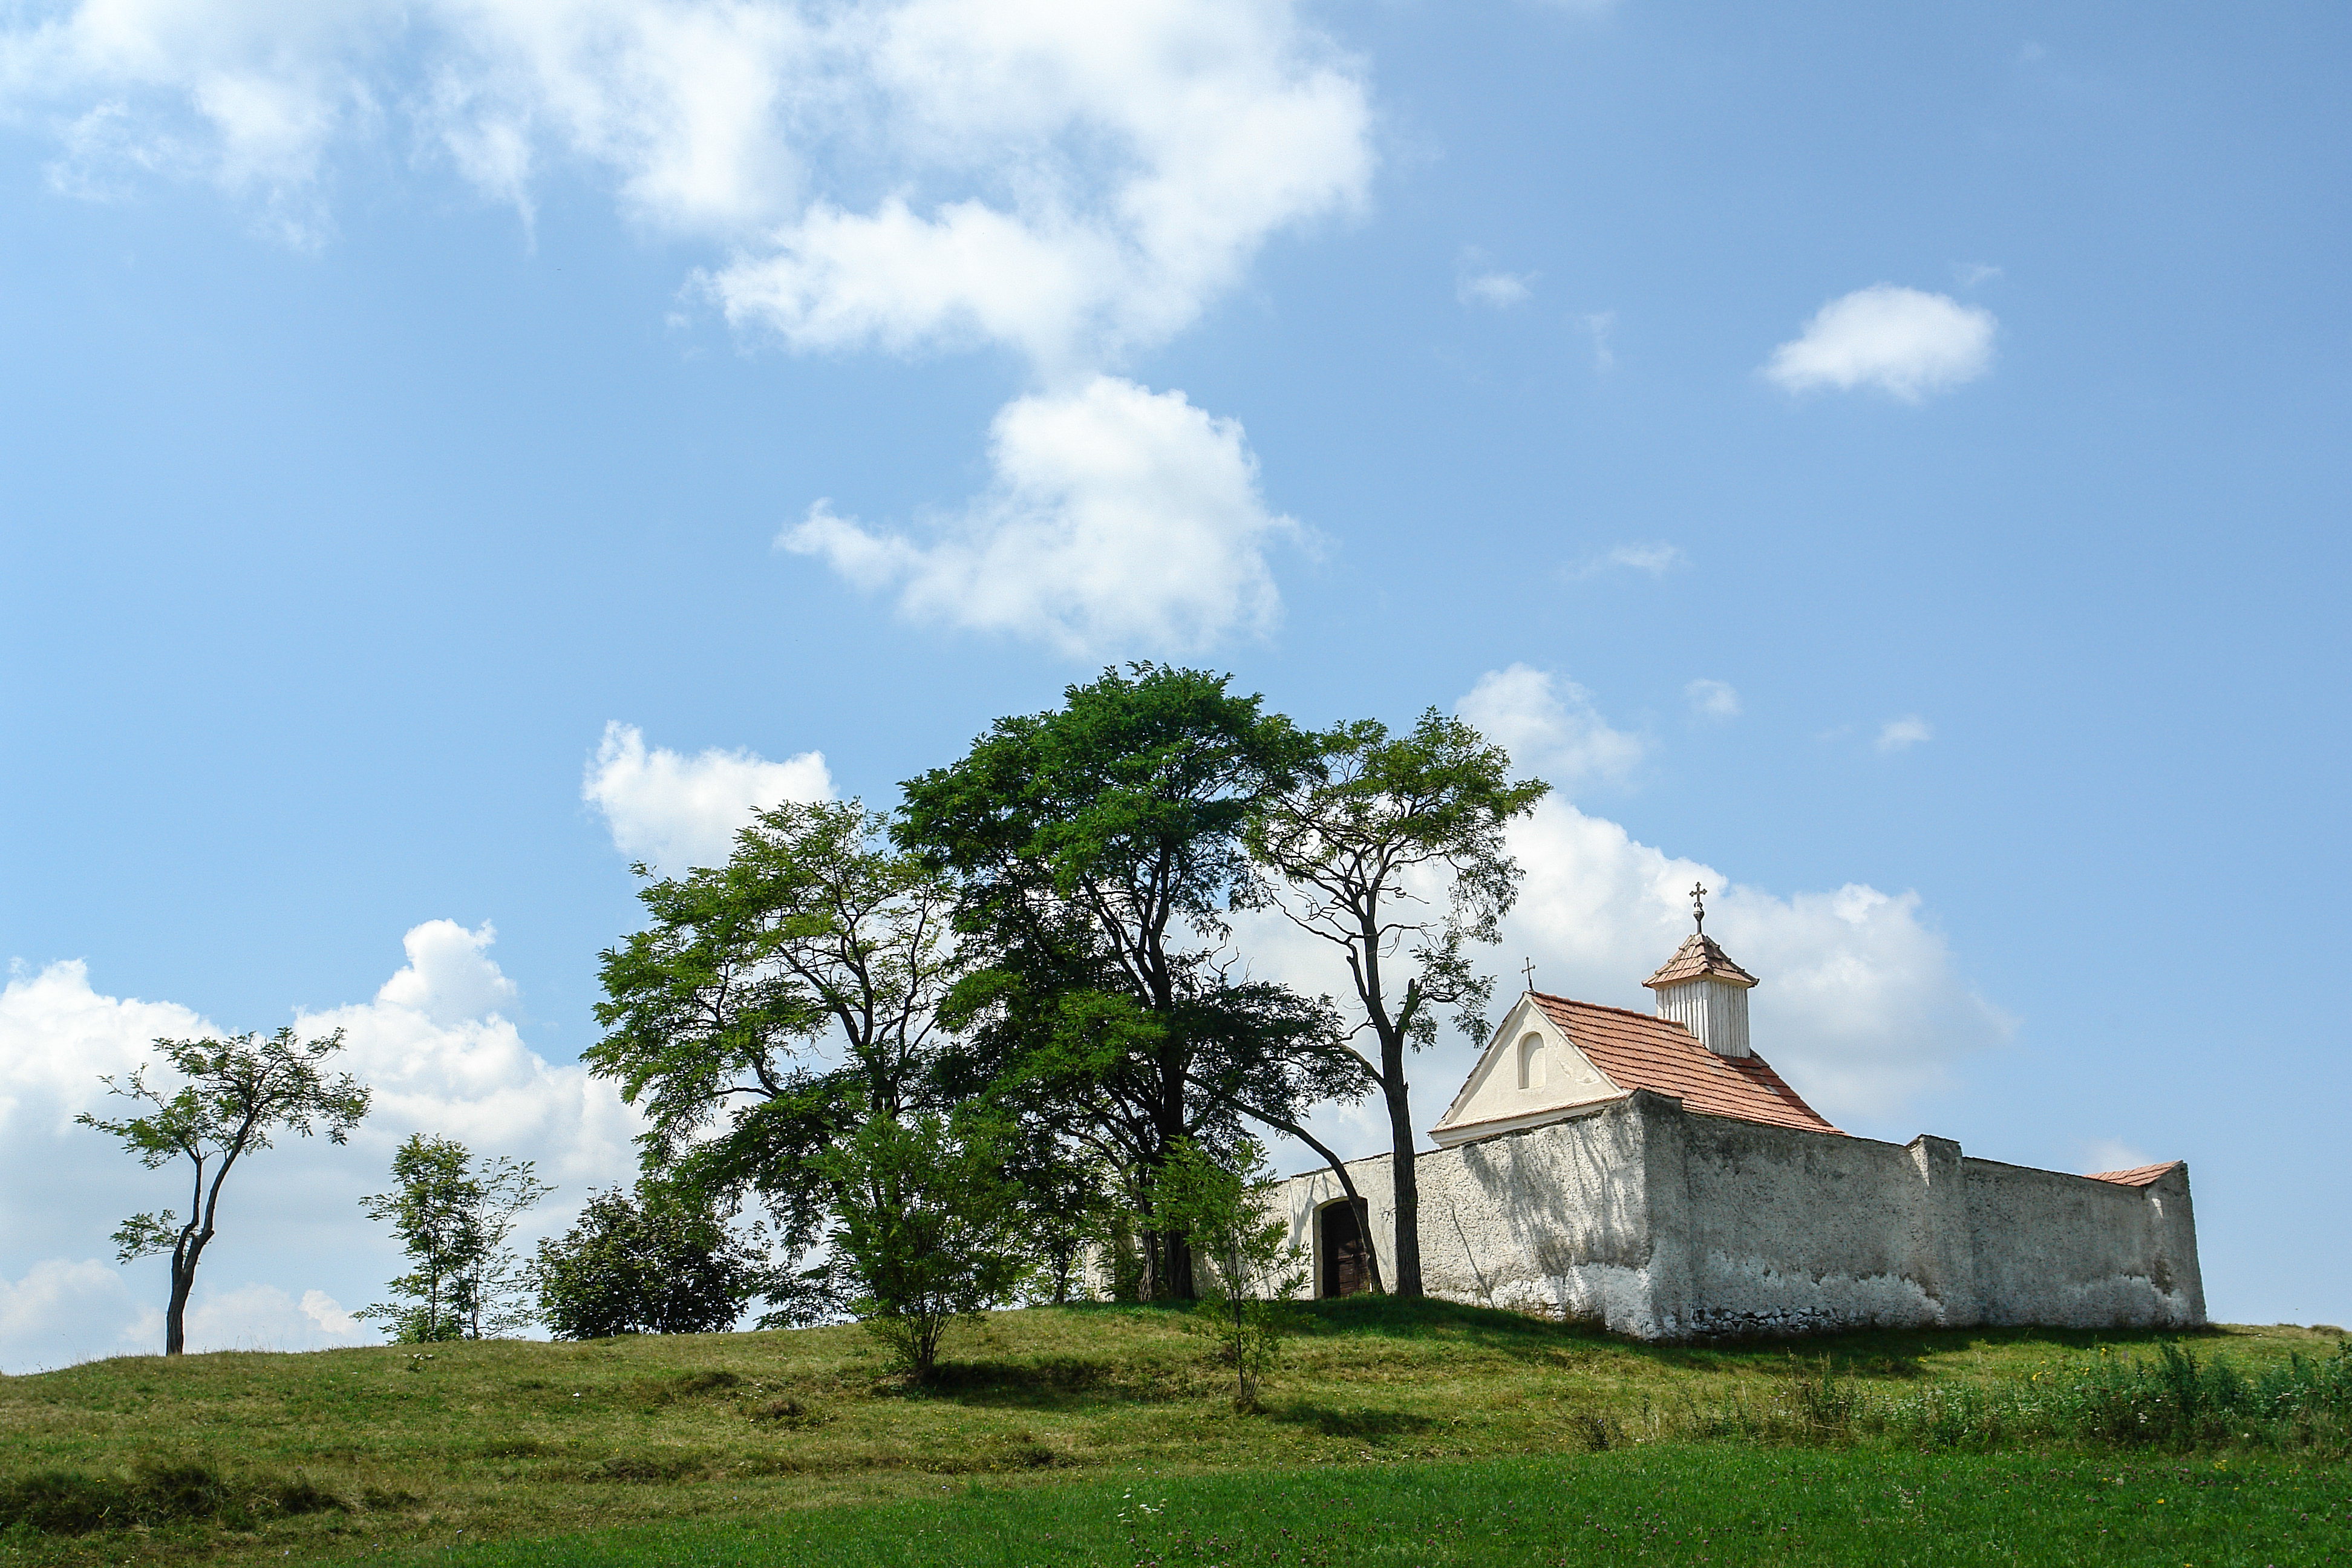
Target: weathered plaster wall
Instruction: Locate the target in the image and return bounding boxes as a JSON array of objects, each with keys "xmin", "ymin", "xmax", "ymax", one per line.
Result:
[
  {"xmin": 1272, "ymin": 1091, "xmax": 2205, "ymax": 1340},
  {"xmin": 1964, "ymin": 1157, "xmax": 2205, "ymax": 1328}
]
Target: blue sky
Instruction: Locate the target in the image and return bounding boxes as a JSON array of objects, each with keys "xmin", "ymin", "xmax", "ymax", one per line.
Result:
[{"xmin": 2, "ymin": 0, "xmax": 2345, "ymax": 1365}]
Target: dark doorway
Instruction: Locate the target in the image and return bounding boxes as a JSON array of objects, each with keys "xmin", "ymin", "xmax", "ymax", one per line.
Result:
[{"xmin": 1319, "ymin": 1198, "xmax": 1372, "ymax": 1298}]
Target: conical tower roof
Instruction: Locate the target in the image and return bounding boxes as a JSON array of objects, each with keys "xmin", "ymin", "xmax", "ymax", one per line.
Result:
[{"xmin": 1643, "ymin": 932, "xmax": 1759, "ymax": 990}]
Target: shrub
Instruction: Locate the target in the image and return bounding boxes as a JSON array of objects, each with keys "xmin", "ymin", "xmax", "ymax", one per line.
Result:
[
  {"xmin": 534, "ymin": 1183, "xmax": 764, "ymax": 1339},
  {"xmin": 817, "ymin": 1112, "xmax": 1031, "ymax": 1381}
]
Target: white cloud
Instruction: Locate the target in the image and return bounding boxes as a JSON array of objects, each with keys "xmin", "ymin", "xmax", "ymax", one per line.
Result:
[
  {"xmin": 1685, "ymin": 678, "xmax": 1740, "ymax": 719},
  {"xmin": 5, "ymin": 2, "xmax": 1374, "ymax": 334},
  {"xmin": 583, "ymin": 720, "xmax": 831, "ymax": 875},
  {"xmin": 0, "ymin": 0, "xmax": 394, "ymax": 243},
  {"xmin": 373, "ymin": 919, "xmax": 518, "ymax": 1026},
  {"xmin": 782, "ymin": 374, "xmax": 1294, "ymax": 655},
  {"xmin": 1, "ymin": 1, "xmax": 1372, "ymax": 652},
  {"xmin": 1238, "ymin": 795, "xmax": 2012, "ymax": 1177},
  {"xmin": 1605, "ymin": 541, "xmax": 1682, "ymax": 574},
  {"xmin": 702, "ymin": 0, "xmax": 1373, "ymax": 371},
  {"xmin": 1877, "ymin": 714, "xmax": 1933, "ymax": 753},
  {"xmin": 0, "ymin": 924, "xmax": 641, "ymax": 1372},
  {"xmin": 1456, "ymin": 664, "xmax": 1645, "ymax": 789},
  {"xmin": 1763, "ymin": 284, "xmax": 1996, "ymax": 402},
  {"xmin": 1954, "ymin": 261, "xmax": 2004, "ymax": 288},
  {"xmin": 0, "ymin": 1258, "xmax": 147, "ymax": 1373},
  {"xmin": 1494, "ymin": 800, "xmax": 2013, "ymax": 1126},
  {"xmin": 1458, "ymin": 270, "xmax": 1534, "ymax": 308}
]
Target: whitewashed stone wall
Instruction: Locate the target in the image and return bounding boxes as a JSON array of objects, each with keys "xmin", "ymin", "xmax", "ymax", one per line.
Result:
[{"xmin": 1273, "ymin": 1091, "xmax": 2206, "ymax": 1340}]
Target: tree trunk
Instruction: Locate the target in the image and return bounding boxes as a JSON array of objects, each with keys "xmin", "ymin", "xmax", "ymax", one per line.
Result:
[
  {"xmin": 1381, "ymin": 1030, "xmax": 1424, "ymax": 1298},
  {"xmin": 1161, "ymin": 1230, "xmax": 1196, "ymax": 1300},
  {"xmin": 164, "ymin": 1235, "xmax": 208, "ymax": 1356},
  {"xmin": 165, "ymin": 1269, "xmax": 190, "ymax": 1356}
]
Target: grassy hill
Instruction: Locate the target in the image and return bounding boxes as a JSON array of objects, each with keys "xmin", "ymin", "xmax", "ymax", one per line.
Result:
[{"xmin": 1, "ymin": 1302, "xmax": 2345, "ymax": 1566}]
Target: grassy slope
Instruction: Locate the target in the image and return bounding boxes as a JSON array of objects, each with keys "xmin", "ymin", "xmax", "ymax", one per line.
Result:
[
  {"xmin": 0, "ymin": 1301, "xmax": 2342, "ymax": 1565},
  {"xmin": 408, "ymin": 1448, "xmax": 2349, "ymax": 1568}
]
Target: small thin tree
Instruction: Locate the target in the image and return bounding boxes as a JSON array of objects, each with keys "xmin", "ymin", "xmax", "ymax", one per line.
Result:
[
  {"xmin": 79, "ymin": 1028, "xmax": 371, "ymax": 1354},
  {"xmin": 1247, "ymin": 711, "xmax": 1547, "ymax": 1298},
  {"xmin": 817, "ymin": 1112, "xmax": 1030, "ymax": 1380},
  {"xmin": 359, "ymin": 1134, "xmax": 552, "ymax": 1342},
  {"xmin": 1152, "ymin": 1138, "xmax": 1305, "ymax": 1408}
]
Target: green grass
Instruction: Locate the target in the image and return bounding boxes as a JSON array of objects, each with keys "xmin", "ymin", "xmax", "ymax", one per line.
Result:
[
  {"xmin": 373, "ymin": 1447, "xmax": 2350, "ymax": 1568},
  {"xmin": 0, "ymin": 1301, "xmax": 2343, "ymax": 1565}
]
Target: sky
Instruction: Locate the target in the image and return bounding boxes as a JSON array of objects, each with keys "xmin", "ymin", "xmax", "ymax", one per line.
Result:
[{"xmin": 2, "ymin": 0, "xmax": 2346, "ymax": 1371}]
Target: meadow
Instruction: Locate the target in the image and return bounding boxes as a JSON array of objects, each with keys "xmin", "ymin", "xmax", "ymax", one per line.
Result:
[{"xmin": 1, "ymin": 1300, "xmax": 2344, "ymax": 1566}]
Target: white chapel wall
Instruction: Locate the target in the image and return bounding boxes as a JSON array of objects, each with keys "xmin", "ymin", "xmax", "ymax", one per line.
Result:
[{"xmin": 1270, "ymin": 1091, "xmax": 2206, "ymax": 1341}]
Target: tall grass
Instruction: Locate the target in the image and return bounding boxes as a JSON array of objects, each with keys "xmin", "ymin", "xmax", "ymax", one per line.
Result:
[{"xmin": 1673, "ymin": 1338, "xmax": 2352, "ymax": 1455}]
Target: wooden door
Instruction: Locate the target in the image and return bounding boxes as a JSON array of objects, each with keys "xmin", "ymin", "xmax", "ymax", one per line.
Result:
[{"xmin": 1319, "ymin": 1198, "xmax": 1371, "ymax": 1298}]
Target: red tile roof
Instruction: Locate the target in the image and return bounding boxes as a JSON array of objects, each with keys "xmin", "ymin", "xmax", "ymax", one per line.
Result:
[
  {"xmin": 1529, "ymin": 993, "xmax": 1842, "ymax": 1136},
  {"xmin": 1643, "ymin": 933, "xmax": 1759, "ymax": 990},
  {"xmin": 2084, "ymin": 1161, "xmax": 2181, "ymax": 1188}
]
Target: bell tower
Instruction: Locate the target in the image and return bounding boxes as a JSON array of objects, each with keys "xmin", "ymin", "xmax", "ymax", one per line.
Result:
[{"xmin": 1644, "ymin": 883, "xmax": 1759, "ymax": 1059}]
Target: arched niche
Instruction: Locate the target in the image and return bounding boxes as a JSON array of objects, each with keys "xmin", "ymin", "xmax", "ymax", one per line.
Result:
[{"xmin": 1517, "ymin": 1031, "xmax": 1547, "ymax": 1090}]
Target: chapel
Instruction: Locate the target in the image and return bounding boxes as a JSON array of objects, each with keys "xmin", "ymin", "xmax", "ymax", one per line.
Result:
[{"xmin": 1275, "ymin": 893, "xmax": 2206, "ymax": 1341}]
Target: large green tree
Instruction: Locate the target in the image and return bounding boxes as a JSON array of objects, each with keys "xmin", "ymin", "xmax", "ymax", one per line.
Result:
[
  {"xmin": 587, "ymin": 798, "xmax": 958, "ymax": 1319},
  {"xmin": 899, "ymin": 665, "xmax": 1351, "ymax": 1300},
  {"xmin": 78, "ymin": 1028, "xmax": 371, "ymax": 1354},
  {"xmin": 1247, "ymin": 710, "xmax": 1547, "ymax": 1297}
]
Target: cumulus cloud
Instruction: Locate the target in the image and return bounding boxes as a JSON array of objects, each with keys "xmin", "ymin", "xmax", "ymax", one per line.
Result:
[
  {"xmin": 1685, "ymin": 678, "xmax": 1740, "ymax": 719},
  {"xmin": 0, "ymin": 925, "xmax": 639, "ymax": 1372},
  {"xmin": 1491, "ymin": 800, "xmax": 2013, "ymax": 1125},
  {"xmin": 583, "ymin": 721, "xmax": 831, "ymax": 875},
  {"xmin": 1, "ymin": 1, "xmax": 1373, "ymax": 650},
  {"xmin": 702, "ymin": 1, "xmax": 1373, "ymax": 370},
  {"xmin": 0, "ymin": 0, "xmax": 396, "ymax": 244},
  {"xmin": 1877, "ymin": 715, "xmax": 1933, "ymax": 753},
  {"xmin": 1, "ymin": 2, "xmax": 1370, "ymax": 364},
  {"xmin": 1238, "ymin": 794, "xmax": 2013, "ymax": 1175},
  {"xmin": 1764, "ymin": 284, "xmax": 1996, "ymax": 402},
  {"xmin": 1456, "ymin": 664, "xmax": 1645, "ymax": 789},
  {"xmin": 782, "ymin": 376, "xmax": 1295, "ymax": 655}
]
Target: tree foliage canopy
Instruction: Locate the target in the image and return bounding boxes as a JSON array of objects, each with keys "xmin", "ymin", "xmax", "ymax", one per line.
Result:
[
  {"xmin": 532, "ymin": 1183, "xmax": 765, "ymax": 1340},
  {"xmin": 898, "ymin": 665, "xmax": 1351, "ymax": 1298},
  {"xmin": 77, "ymin": 1027, "xmax": 370, "ymax": 1354},
  {"xmin": 587, "ymin": 798, "xmax": 959, "ymax": 1314},
  {"xmin": 1246, "ymin": 708, "xmax": 1547, "ymax": 1296}
]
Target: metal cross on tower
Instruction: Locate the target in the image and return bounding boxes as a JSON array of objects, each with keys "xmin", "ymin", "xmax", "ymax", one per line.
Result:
[{"xmin": 1690, "ymin": 882, "xmax": 1708, "ymax": 933}]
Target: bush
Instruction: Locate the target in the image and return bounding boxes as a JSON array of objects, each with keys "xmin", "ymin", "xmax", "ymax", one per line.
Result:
[
  {"xmin": 534, "ymin": 1183, "xmax": 764, "ymax": 1339},
  {"xmin": 818, "ymin": 1112, "xmax": 1031, "ymax": 1381}
]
